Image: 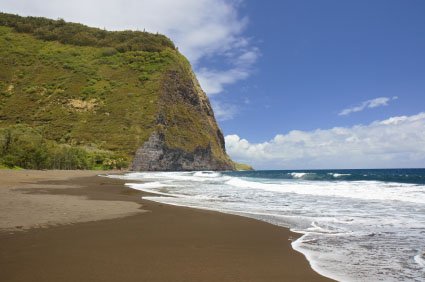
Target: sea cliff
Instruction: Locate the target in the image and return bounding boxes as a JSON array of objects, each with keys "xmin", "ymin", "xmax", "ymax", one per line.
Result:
[{"xmin": 0, "ymin": 13, "xmax": 234, "ymax": 170}]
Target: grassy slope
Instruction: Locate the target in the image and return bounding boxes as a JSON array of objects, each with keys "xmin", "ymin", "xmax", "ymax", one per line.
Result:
[
  {"xmin": 0, "ymin": 14, "xmax": 233, "ymax": 169},
  {"xmin": 0, "ymin": 25, "xmax": 163, "ymax": 154},
  {"xmin": 234, "ymin": 162, "xmax": 254, "ymax": 171}
]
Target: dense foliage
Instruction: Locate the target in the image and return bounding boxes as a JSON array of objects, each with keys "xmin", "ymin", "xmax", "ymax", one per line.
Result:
[
  {"xmin": 0, "ymin": 12, "xmax": 175, "ymax": 52},
  {"xmin": 0, "ymin": 125, "xmax": 128, "ymax": 170},
  {"xmin": 0, "ymin": 13, "xmax": 234, "ymax": 170},
  {"xmin": 0, "ymin": 24, "xmax": 174, "ymax": 157}
]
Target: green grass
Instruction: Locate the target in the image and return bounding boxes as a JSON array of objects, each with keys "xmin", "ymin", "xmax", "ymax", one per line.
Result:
[
  {"xmin": 0, "ymin": 124, "xmax": 128, "ymax": 170},
  {"xmin": 0, "ymin": 25, "xmax": 168, "ymax": 155},
  {"xmin": 0, "ymin": 164, "xmax": 22, "ymax": 170},
  {"xmin": 233, "ymin": 162, "xmax": 254, "ymax": 171},
  {"xmin": 0, "ymin": 12, "xmax": 175, "ymax": 52},
  {"xmin": 0, "ymin": 13, "xmax": 234, "ymax": 170}
]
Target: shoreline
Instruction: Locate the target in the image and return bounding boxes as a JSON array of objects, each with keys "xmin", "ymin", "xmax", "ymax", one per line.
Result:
[{"xmin": 0, "ymin": 170, "xmax": 332, "ymax": 281}]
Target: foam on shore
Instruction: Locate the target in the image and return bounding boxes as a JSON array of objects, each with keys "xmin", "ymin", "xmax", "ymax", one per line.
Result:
[{"xmin": 109, "ymin": 169, "xmax": 425, "ymax": 281}]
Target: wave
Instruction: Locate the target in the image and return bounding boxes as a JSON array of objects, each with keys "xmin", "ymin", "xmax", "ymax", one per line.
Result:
[
  {"xmin": 107, "ymin": 170, "xmax": 425, "ymax": 281},
  {"xmin": 225, "ymin": 177, "xmax": 425, "ymax": 204},
  {"xmin": 328, "ymin": 173, "xmax": 351, "ymax": 178},
  {"xmin": 305, "ymin": 221, "xmax": 350, "ymax": 235},
  {"xmin": 127, "ymin": 181, "xmax": 174, "ymax": 189},
  {"xmin": 193, "ymin": 171, "xmax": 222, "ymax": 178},
  {"xmin": 414, "ymin": 252, "xmax": 425, "ymax": 268},
  {"xmin": 225, "ymin": 168, "xmax": 425, "ymax": 184},
  {"xmin": 288, "ymin": 172, "xmax": 351, "ymax": 180},
  {"xmin": 286, "ymin": 172, "xmax": 351, "ymax": 180},
  {"xmin": 285, "ymin": 172, "xmax": 351, "ymax": 180},
  {"xmin": 125, "ymin": 182, "xmax": 185, "ymax": 198},
  {"xmin": 289, "ymin": 172, "xmax": 310, "ymax": 178},
  {"xmin": 291, "ymin": 234, "xmax": 346, "ymax": 282},
  {"xmin": 109, "ymin": 171, "xmax": 229, "ymax": 183},
  {"xmin": 114, "ymin": 172, "xmax": 425, "ymax": 205}
]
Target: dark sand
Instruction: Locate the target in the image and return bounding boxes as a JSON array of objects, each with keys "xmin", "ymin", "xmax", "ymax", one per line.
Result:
[{"xmin": 0, "ymin": 171, "xmax": 332, "ymax": 282}]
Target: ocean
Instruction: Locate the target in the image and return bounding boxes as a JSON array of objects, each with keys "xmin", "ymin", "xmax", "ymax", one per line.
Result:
[{"xmin": 109, "ymin": 169, "xmax": 425, "ymax": 281}]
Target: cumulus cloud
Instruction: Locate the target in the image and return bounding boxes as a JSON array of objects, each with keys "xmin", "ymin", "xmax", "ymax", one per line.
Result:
[
  {"xmin": 225, "ymin": 112, "xmax": 425, "ymax": 169},
  {"xmin": 338, "ymin": 96, "xmax": 398, "ymax": 116},
  {"xmin": 196, "ymin": 47, "xmax": 259, "ymax": 95},
  {"xmin": 1, "ymin": 0, "xmax": 258, "ymax": 96},
  {"xmin": 210, "ymin": 100, "xmax": 238, "ymax": 121},
  {"xmin": 197, "ymin": 67, "xmax": 250, "ymax": 95}
]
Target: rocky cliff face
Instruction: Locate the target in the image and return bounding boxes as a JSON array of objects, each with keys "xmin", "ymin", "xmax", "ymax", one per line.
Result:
[
  {"xmin": 131, "ymin": 132, "xmax": 233, "ymax": 171},
  {"xmin": 131, "ymin": 62, "xmax": 235, "ymax": 171}
]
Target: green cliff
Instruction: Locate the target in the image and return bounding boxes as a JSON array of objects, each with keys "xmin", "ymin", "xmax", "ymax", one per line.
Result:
[
  {"xmin": 233, "ymin": 162, "xmax": 254, "ymax": 171},
  {"xmin": 0, "ymin": 13, "xmax": 234, "ymax": 171}
]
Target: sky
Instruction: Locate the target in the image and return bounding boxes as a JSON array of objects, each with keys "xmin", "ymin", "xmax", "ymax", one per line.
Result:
[{"xmin": 1, "ymin": 0, "xmax": 424, "ymax": 169}]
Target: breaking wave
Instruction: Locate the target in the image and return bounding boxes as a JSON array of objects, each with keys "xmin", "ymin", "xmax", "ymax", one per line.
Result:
[{"xmin": 108, "ymin": 169, "xmax": 425, "ymax": 281}]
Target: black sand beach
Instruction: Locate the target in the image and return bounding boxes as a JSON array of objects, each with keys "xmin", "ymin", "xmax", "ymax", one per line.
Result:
[{"xmin": 0, "ymin": 170, "xmax": 332, "ymax": 281}]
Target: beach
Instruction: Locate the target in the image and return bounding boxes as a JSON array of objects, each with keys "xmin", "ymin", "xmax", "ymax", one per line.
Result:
[{"xmin": 0, "ymin": 170, "xmax": 331, "ymax": 282}]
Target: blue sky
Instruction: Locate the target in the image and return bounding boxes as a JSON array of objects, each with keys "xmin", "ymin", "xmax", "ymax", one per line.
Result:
[
  {"xmin": 1, "ymin": 0, "xmax": 425, "ymax": 168},
  {"xmin": 218, "ymin": 0, "xmax": 425, "ymax": 141}
]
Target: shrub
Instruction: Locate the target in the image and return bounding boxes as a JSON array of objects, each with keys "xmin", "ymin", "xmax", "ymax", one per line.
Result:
[
  {"xmin": 0, "ymin": 12, "xmax": 175, "ymax": 52},
  {"xmin": 101, "ymin": 47, "xmax": 118, "ymax": 57},
  {"xmin": 0, "ymin": 125, "xmax": 129, "ymax": 170}
]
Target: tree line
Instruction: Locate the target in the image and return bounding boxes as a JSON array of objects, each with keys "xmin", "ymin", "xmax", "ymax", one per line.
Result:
[
  {"xmin": 0, "ymin": 125, "xmax": 128, "ymax": 170},
  {"xmin": 0, "ymin": 12, "xmax": 175, "ymax": 53}
]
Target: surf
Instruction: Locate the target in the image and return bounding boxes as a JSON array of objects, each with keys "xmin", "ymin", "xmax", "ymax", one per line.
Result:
[{"xmin": 108, "ymin": 169, "xmax": 425, "ymax": 281}]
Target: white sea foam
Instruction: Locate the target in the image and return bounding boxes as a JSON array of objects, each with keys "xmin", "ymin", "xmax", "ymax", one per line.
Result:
[
  {"xmin": 127, "ymin": 181, "xmax": 173, "ymax": 189},
  {"xmin": 193, "ymin": 171, "xmax": 222, "ymax": 178},
  {"xmin": 328, "ymin": 173, "xmax": 351, "ymax": 178},
  {"xmin": 414, "ymin": 252, "xmax": 425, "ymax": 268},
  {"xmin": 289, "ymin": 172, "xmax": 310, "ymax": 178},
  {"xmin": 291, "ymin": 234, "xmax": 347, "ymax": 282},
  {"xmin": 225, "ymin": 177, "xmax": 425, "ymax": 204},
  {"xmin": 124, "ymin": 182, "xmax": 187, "ymax": 197},
  {"xmin": 112, "ymin": 171, "xmax": 230, "ymax": 183},
  {"xmin": 108, "ymin": 171, "xmax": 425, "ymax": 281}
]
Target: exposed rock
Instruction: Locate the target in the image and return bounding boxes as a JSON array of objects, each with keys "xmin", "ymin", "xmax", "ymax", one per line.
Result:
[
  {"xmin": 68, "ymin": 99, "xmax": 98, "ymax": 112},
  {"xmin": 131, "ymin": 132, "xmax": 234, "ymax": 171},
  {"xmin": 130, "ymin": 65, "xmax": 235, "ymax": 171}
]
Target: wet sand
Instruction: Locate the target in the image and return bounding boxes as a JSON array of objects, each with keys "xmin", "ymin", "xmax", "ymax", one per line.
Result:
[{"xmin": 0, "ymin": 170, "xmax": 332, "ymax": 282}]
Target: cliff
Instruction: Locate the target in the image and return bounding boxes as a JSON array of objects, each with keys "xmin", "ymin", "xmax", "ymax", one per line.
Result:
[
  {"xmin": 233, "ymin": 162, "xmax": 254, "ymax": 171},
  {"xmin": 0, "ymin": 13, "xmax": 234, "ymax": 171}
]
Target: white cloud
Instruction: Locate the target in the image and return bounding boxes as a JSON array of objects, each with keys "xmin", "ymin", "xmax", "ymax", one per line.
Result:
[
  {"xmin": 339, "ymin": 96, "xmax": 398, "ymax": 116},
  {"xmin": 197, "ymin": 67, "xmax": 250, "ymax": 95},
  {"xmin": 225, "ymin": 112, "xmax": 425, "ymax": 169},
  {"xmin": 210, "ymin": 100, "xmax": 238, "ymax": 121},
  {"xmin": 197, "ymin": 47, "xmax": 259, "ymax": 95},
  {"xmin": 1, "ymin": 0, "xmax": 257, "ymax": 95}
]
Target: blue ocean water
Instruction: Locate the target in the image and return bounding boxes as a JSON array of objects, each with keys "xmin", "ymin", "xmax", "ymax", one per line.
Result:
[
  {"xmin": 226, "ymin": 168, "xmax": 425, "ymax": 184},
  {"xmin": 109, "ymin": 169, "xmax": 425, "ymax": 281}
]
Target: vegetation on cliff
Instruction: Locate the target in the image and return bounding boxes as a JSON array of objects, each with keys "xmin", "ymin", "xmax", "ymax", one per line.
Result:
[
  {"xmin": 0, "ymin": 125, "xmax": 128, "ymax": 169},
  {"xmin": 0, "ymin": 12, "xmax": 174, "ymax": 52},
  {"xmin": 233, "ymin": 162, "xmax": 254, "ymax": 171},
  {"xmin": 0, "ymin": 13, "xmax": 234, "ymax": 170}
]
